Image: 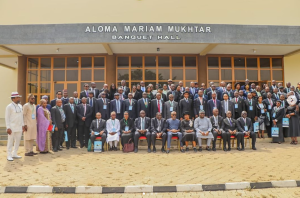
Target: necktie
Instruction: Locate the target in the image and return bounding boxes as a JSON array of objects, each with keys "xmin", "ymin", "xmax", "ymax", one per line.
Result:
[
  {"xmin": 249, "ymin": 99, "xmax": 252, "ymax": 105},
  {"xmin": 86, "ymin": 91, "xmax": 88, "ymax": 97},
  {"xmin": 84, "ymin": 104, "xmax": 86, "ymax": 116},
  {"xmin": 89, "ymin": 98, "xmax": 93, "ymax": 107},
  {"xmin": 98, "ymin": 119, "xmax": 100, "ymax": 129},
  {"xmin": 141, "ymin": 118, "xmax": 144, "ymax": 130},
  {"xmin": 158, "ymin": 100, "xmax": 160, "ymax": 113},
  {"xmin": 71, "ymin": 104, "xmax": 74, "ymax": 113},
  {"xmin": 225, "ymin": 101, "xmax": 228, "ymax": 113},
  {"xmin": 214, "ymin": 99, "xmax": 216, "ymax": 107},
  {"xmin": 158, "ymin": 120, "xmax": 161, "ymax": 131},
  {"xmin": 117, "ymin": 100, "xmax": 120, "ymax": 113},
  {"xmin": 236, "ymin": 98, "xmax": 238, "ymax": 103},
  {"xmin": 129, "ymin": 99, "xmax": 132, "ymax": 105},
  {"xmin": 186, "ymin": 98, "xmax": 189, "ymax": 103},
  {"xmin": 144, "ymin": 98, "xmax": 148, "ymax": 107},
  {"xmin": 229, "ymin": 118, "xmax": 232, "ymax": 126}
]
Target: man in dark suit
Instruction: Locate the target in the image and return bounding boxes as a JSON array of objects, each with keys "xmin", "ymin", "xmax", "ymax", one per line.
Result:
[
  {"xmin": 150, "ymin": 112, "xmax": 167, "ymax": 153},
  {"xmin": 157, "ymin": 88, "xmax": 168, "ymax": 102},
  {"xmin": 50, "ymin": 91, "xmax": 64, "ymax": 108},
  {"xmin": 241, "ymin": 79, "xmax": 250, "ymax": 90},
  {"xmin": 73, "ymin": 91, "xmax": 81, "ymax": 105},
  {"xmin": 89, "ymin": 112, "xmax": 106, "ymax": 151},
  {"xmin": 87, "ymin": 91, "xmax": 97, "ymax": 118},
  {"xmin": 134, "ymin": 110, "xmax": 151, "ymax": 153},
  {"xmin": 90, "ymin": 82, "xmax": 100, "ymax": 99},
  {"xmin": 132, "ymin": 85, "xmax": 142, "ymax": 101},
  {"xmin": 236, "ymin": 111, "xmax": 257, "ymax": 150},
  {"xmin": 163, "ymin": 94, "xmax": 179, "ymax": 119},
  {"xmin": 117, "ymin": 87, "xmax": 128, "ymax": 101},
  {"xmin": 283, "ymin": 82, "xmax": 291, "ymax": 94},
  {"xmin": 189, "ymin": 82, "xmax": 198, "ymax": 96},
  {"xmin": 263, "ymin": 92, "xmax": 275, "ymax": 138},
  {"xmin": 261, "ymin": 86, "xmax": 269, "ymax": 99},
  {"xmin": 110, "ymin": 93, "xmax": 125, "ymax": 120},
  {"xmin": 61, "ymin": 90, "xmax": 69, "ymax": 105},
  {"xmin": 218, "ymin": 81, "xmax": 227, "ymax": 99},
  {"xmin": 220, "ymin": 93, "xmax": 235, "ymax": 118},
  {"xmin": 137, "ymin": 92, "xmax": 151, "ymax": 118},
  {"xmin": 231, "ymin": 91, "xmax": 245, "ymax": 119},
  {"xmin": 210, "ymin": 108, "xmax": 223, "ymax": 151},
  {"xmin": 221, "ymin": 111, "xmax": 241, "ymax": 151},
  {"xmin": 244, "ymin": 93, "xmax": 257, "ymax": 123},
  {"xmin": 194, "ymin": 90, "xmax": 208, "ymax": 118},
  {"xmin": 120, "ymin": 80, "xmax": 130, "ymax": 97},
  {"xmin": 76, "ymin": 97, "xmax": 93, "ymax": 148},
  {"xmin": 80, "ymin": 83, "xmax": 90, "ymax": 99},
  {"xmin": 270, "ymin": 80, "xmax": 278, "ymax": 94},
  {"xmin": 223, "ymin": 84, "xmax": 234, "ymax": 100},
  {"xmin": 207, "ymin": 85, "xmax": 221, "ymax": 101},
  {"xmin": 95, "ymin": 92, "xmax": 110, "ymax": 120},
  {"xmin": 150, "ymin": 93, "xmax": 165, "ymax": 118},
  {"xmin": 51, "ymin": 99, "xmax": 65, "ymax": 152},
  {"xmin": 63, "ymin": 97, "xmax": 77, "ymax": 149},
  {"xmin": 179, "ymin": 91, "xmax": 193, "ymax": 119},
  {"xmin": 271, "ymin": 88, "xmax": 280, "ymax": 101},
  {"xmin": 167, "ymin": 84, "xmax": 179, "ymax": 102},
  {"xmin": 207, "ymin": 92, "xmax": 221, "ymax": 118},
  {"xmin": 124, "ymin": 93, "xmax": 138, "ymax": 121}
]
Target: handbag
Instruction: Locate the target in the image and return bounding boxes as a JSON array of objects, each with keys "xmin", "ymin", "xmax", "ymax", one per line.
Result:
[
  {"xmin": 253, "ymin": 122, "xmax": 259, "ymax": 132},
  {"xmin": 87, "ymin": 139, "xmax": 92, "ymax": 152},
  {"xmin": 282, "ymin": 118, "xmax": 289, "ymax": 127},
  {"xmin": 123, "ymin": 138, "xmax": 134, "ymax": 153},
  {"xmin": 271, "ymin": 126, "xmax": 279, "ymax": 137}
]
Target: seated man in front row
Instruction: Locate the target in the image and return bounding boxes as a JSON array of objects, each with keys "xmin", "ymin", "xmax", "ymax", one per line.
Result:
[
  {"xmin": 236, "ymin": 111, "xmax": 257, "ymax": 150},
  {"xmin": 89, "ymin": 112, "xmax": 106, "ymax": 151},
  {"xmin": 134, "ymin": 110, "xmax": 151, "ymax": 153},
  {"xmin": 166, "ymin": 111, "xmax": 184, "ymax": 153},
  {"xmin": 194, "ymin": 110, "xmax": 213, "ymax": 151},
  {"xmin": 210, "ymin": 108, "xmax": 223, "ymax": 151},
  {"xmin": 150, "ymin": 112, "xmax": 167, "ymax": 153}
]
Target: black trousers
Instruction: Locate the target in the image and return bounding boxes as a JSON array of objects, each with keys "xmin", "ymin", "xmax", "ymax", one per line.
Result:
[
  {"xmin": 240, "ymin": 132, "xmax": 256, "ymax": 148},
  {"xmin": 121, "ymin": 133, "xmax": 133, "ymax": 147},
  {"xmin": 212, "ymin": 131, "xmax": 222, "ymax": 149},
  {"xmin": 66, "ymin": 125, "xmax": 77, "ymax": 148},
  {"xmin": 52, "ymin": 128, "xmax": 63, "ymax": 151},
  {"xmin": 90, "ymin": 133, "xmax": 107, "ymax": 149},
  {"xmin": 151, "ymin": 132, "xmax": 167, "ymax": 149},
  {"xmin": 134, "ymin": 131, "xmax": 151, "ymax": 148},
  {"xmin": 78, "ymin": 124, "xmax": 90, "ymax": 147},
  {"xmin": 222, "ymin": 132, "xmax": 233, "ymax": 149}
]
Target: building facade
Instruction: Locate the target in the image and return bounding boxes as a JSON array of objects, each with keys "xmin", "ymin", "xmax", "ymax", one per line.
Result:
[{"xmin": 0, "ymin": 0, "xmax": 300, "ymax": 118}]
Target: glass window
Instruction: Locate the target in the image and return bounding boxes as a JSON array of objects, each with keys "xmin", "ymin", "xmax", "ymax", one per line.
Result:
[
  {"xmin": 27, "ymin": 70, "xmax": 38, "ymax": 81},
  {"xmin": 40, "ymin": 70, "xmax": 51, "ymax": 81},
  {"xmin": 260, "ymin": 70, "xmax": 271, "ymax": 81},
  {"xmin": 260, "ymin": 58, "xmax": 270, "ymax": 68},
  {"xmin": 131, "ymin": 69, "xmax": 143, "ymax": 80},
  {"xmin": 41, "ymin": 58, "xmax": 51, "ymax": 69},
  {"xmin": 158, "ymin": 69, "xmax": 170, "ymax": 80},
  {"xmin": 234, "ymin": 69, "xmax": 245, "ymax": 80},
  {"xmin": 94, "ymin": 70, "xmax": 105, "ymax": 81},
  {"xmin": 81, "ymin": 70, "xmax": 91, "ymax": 81},
  {"xmin": 221, "ymin": 57, "xmax": 231, "ymax": 68},
  {"xmin": 145, "ymin": 69, "xmax": 156, "ymax": 80},
  {"xmin": 54, "ymin": 58, "xmax": 65, "ymax": 68},
  {"xmin": 246, "ymin": 58, "xmax": 257, "ymax": 68},
  {"xmin": 247, "ymin": 70, "xmax": 258, "ymax": 81},
  {"xmin": 67, "ymin": 57, "xmax": 78, "ymax": 68},
  {"xmin": 145, "ymin": 56, "xmax": 156, "ymax": 67},
  {"xmin": 208, "ymin": 69, "xmax": 219, "ymax": 80},
  {"xmin": 234, "ymin": 57, "xmax": 245, "ymax": 68},
  {"xmin": 118, "ymin": 70, "xmax": 129, "ymax": 80},
  {"xmin": 172, "ymin": 56, "xmax": 183, "ymax": 67},
  {"xmin": 131, "ymin": 56, "xmax": 142, "ymax": 68},
  {"xmin": 66, "ymin": 70, "xmax": 78, "ymax": 81},
  {"xmin": 66, "ymin": 83, "xmax": 77, "ymax": 97},
  {"xmin": 28, "ymin": 58, "xmax": 39, "ymax": 69},
  {"xmin": 27, "ymin": 83, "xmax": 38, "ymax": 93},
  {"xmin": 172, "ymin": 69, "xmax": 183, "ymax": 80},
  {"xmin": 40, "ymin": 83, "xmax": 51, "ymax": 93},
  {"xmin": 185, "ymin": 69, "xmax": 197, "ymax": 80},
  {"xmin": 53, "ymin": 70, "xmax": 65, "ymax": 81},
  {"xmin": 95, "ymin": 82, "xmax": 104, "ymax": 90},
  {"xmin": 117, "ymin": 57, "xmax": 129, "ymax": 67},
  {"xmin": 208, "ymin": 57, "xmax": 219, "ymax": 68},
  {"xmin": 81, "ymin": 57, "xmax": 92, "ymax": 68},
  {"xmin": 94, "ymin": 57, "xmax": 105, "ymax": 68},
  {"xmin": 185, "ymin": 57, "xmax": 196, "ymax": 67},
  {"xmin": 221, "ymin": 69, "xmax": 232, "ymax": 80},
  {"xmin": 272, "ymin": 70, "xmax": 283, "ymax": 81},
  {"xmin": 272, "ymin": 58, "xmax": 282, "ymax": 69},
  {"xmin": 158, "ymin": 56, "xmax": 169, "ymax": 67}
]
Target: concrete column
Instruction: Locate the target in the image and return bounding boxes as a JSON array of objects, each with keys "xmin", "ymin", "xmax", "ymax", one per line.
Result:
[
  {"xmin": 198, "ymin": 55, "xmax": 207, "ymax": 85},
  {"xmin": 18, "ymin": 56, "xmax": 27, "ymax": 104},
  {"xmin": 106, "ymin": 55, "xmax": 116, "ymax": 86}
]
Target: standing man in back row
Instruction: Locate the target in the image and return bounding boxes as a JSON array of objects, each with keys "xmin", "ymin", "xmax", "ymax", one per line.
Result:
[{"xmin": 5, "ymin": 92, "xmax": 24, "ymax": 161}]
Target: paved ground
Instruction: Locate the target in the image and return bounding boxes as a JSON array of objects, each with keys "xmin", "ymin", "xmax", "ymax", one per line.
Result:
[
  {"xmin": 1, "ymin": 188, "xmax": 300, "ymax": 198},
  {"xmin": 0, "ymin": 140, "xmax": 298, "ymax": 187}
]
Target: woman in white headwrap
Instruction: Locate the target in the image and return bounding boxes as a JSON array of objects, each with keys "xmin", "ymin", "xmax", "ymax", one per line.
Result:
[{"xmin": 286, "ymin": 94, "xmax": 300, "ymax": 145}]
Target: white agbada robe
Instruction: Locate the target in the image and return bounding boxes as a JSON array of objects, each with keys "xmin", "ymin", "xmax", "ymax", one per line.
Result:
[
  {"xmin": 5, "ymin": 102, "xmax": 24, "ymax": 158},
  {"xmin": 106, "ymin": 118, "xmax": 120, "ymax": 142}
]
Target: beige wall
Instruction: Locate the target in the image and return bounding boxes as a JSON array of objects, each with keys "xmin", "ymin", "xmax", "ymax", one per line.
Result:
[
  {"xmin": 284, "ymin": 53, "xmax": 300, "ymax": 87},
  {"xmin": 0, "ymin": 0, "xmax": 299, "ymax": 25},
  {"xmin": 0, "ymin": 67, "xmax": 18, "ymax": 119}
]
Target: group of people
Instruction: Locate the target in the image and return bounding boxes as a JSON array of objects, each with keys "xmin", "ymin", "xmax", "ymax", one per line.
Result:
[{"xmin": 5, "ymin": 79, "xmax": 300, "ymax": 161}]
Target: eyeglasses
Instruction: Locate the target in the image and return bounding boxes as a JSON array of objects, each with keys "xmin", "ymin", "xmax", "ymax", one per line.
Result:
[{"xmin": 171, "ymin": 114, "xmax": 176, "ymax": 116}]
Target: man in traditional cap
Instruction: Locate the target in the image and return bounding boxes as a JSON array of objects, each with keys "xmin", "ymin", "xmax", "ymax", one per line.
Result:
[{"xmin": 5, "ymin": 92, "xmax": 24, "ymax": 161}]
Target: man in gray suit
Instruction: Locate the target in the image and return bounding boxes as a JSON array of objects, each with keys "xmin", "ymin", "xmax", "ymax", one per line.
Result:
[
  {"xmin": 163, "ymin": 94, "xmax": 179, "ymax": 119},
  {"xmin": 51, "ymin": 99, "xmax": 65, "ymax": 152},
  {"xmin": 220, "ymin": 93, "xmax": 235, "ymax": 119},
  {"xmin": 89, "ymin": 112, "xmax": 107, "ymax": 151}
]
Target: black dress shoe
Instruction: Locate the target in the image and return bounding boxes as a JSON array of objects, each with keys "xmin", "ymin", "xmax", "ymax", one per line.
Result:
[
  {"xmin": 71, "ymin": 146, "xmax": 78, "ymax": 148},
  {"xmin": 30, "ymin": 152, "xmax": 38, "ymax": 155},
  {"xmin": 109, "ymin": 147, "xmax": 113, "ymax": 151},
  {"xmin": 66, "ymin": 147, "xmax": 70, "ymax": 150},
  {"xmin": 252, "ymin": 147, "xmax": 257, "ymax": 150},
  {"xmin": 114, "ymin": 147, "xmax": 117, "ymax": 151},
  {"xmin": 206, "ymin": 147, "xmax": 211, "ymax": 151},
  {"xmin": 241, "ymin": 147, "xmax": 245, "ymax": 151},
  {"xmin": 147, "ymin": 148, "xmax": 151, "ymax": 153},
  {"xmin": 134, "ymin": 148, "xmax": 138, "ymax": 153},
  {"xmin": 153, "ymin": 148, "xmax": 156, "ymax": 153},
  {"xmin": 161, "ymin": 148, "xmax": 166, "ymax": 153},
  {"xmin": 228, "ymin": 148, "xmax": 231, "ymax": 151},
  {"xmin": 166, "ymin": 150, "xmax": 170, "ymax": 154},
  {"xmin": 193, "ymin": 148, "xmax": 197, "ymax": 152},
  {"xmin": 237, "ymin": 147, "xmax": 241, "ymax": 151},
  {"xmin": 180, "ymin": 149, "xmax": 185, "ymax": 153},
  {"xmin": 58, "ymin": 148, "xmax": 62, "ymax": 151},
  {"xmin": 223, "ymin": 148, "xmax": 227, "ymax": 152},
  {"xmin": 198, "ymin": 147, "xmax": 202, "ymax": 152},
  {"xmin": 212, "ymin": 148, "xmax": 216, "ymax": 151},
  {"xmin": 186, "ymin": 147, "xmax": 189, "ymax": 152}
]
